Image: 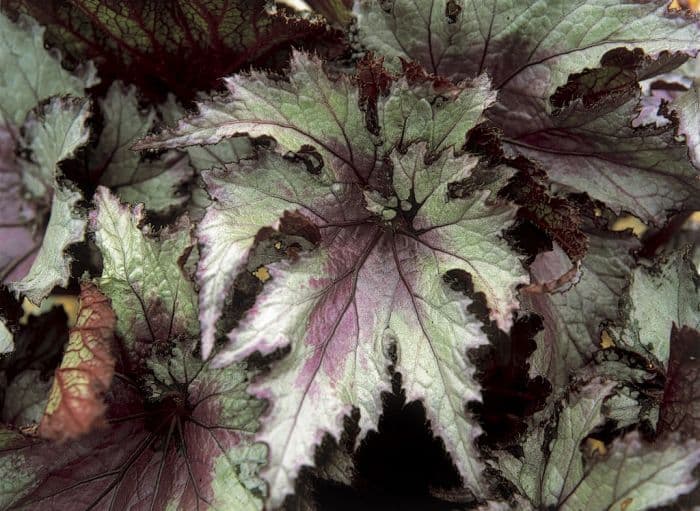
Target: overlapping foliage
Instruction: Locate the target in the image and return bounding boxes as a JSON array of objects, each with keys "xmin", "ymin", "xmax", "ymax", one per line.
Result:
[{"xmin": 0, "ymin": 1, "xmax": 699, "ymax": 510}]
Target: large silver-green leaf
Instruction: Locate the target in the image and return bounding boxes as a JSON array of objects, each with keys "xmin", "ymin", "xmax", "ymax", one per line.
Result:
[
  {"xmin": 134, "ymin": 50, "xmax": 526, "ymax": 505},
  {"xmin": 356, "ymin": 0, "xmax": 699, "ymax": 101},
  {"xmin": 135, "ymin": 51, "xmax": 495, "ymax": 184},
  {"xmin": 195, "ymin": 142, "xmax": 525, "ymax": 506},
  {"xmin": 356, "ymin": 0, "xmax": 700, "ymax": 224}
]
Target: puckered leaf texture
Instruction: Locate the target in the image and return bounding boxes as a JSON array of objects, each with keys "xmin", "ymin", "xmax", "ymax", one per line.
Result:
[
  {"xmin": 495, "ymin": 379, "xmax": 700, "ymax": 511},
  {"xmin": 0, "ymin": 341, "xmax": 267, "ymax": 510},
  {"xmin": 5, "ymin": 0, "xmax": 344, "ymax": 102},
  {"xmin": 0, "ymin": 10, "xmax": 95, "ymax": 298},
  {"xmin": 0, "ymin": 189, "xmax": 267, "ymax": 510},
  {"xmin": 90, "ymin": 187, "xmax": 199, "ymax": 367},
  {"xmin": 136, "ymin": 51, "xmax": 529, "ymax": 505},
  {"xmin": 356, "ymin": 0, "xmax": 700, "ymax": 224}
]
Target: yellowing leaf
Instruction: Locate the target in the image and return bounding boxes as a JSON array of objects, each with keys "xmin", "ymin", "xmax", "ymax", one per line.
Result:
[
  {"xmin": 600, "ymin": 330, "xmax": 615, "ymax": 349},
  {"xmin": 612, "ymin": 216, "xmax": 647, "ymax": 236},
  {"xmin": 670, "ymin": 0, "xmax": 700, "ymax": 12},
  {"xmin": 253, "ymin": 266, "xmax": 271, "ymax": 283},
  {"xmin": 20, "ymin": 295, "xmax": 79, "ymax": 327},
  {"xmin": 585, "ymin": 438, "xmax": 608, "ymax": 456}
]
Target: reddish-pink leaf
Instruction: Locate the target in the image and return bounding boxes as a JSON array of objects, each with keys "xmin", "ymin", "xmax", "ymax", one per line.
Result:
[{"xmin": 38, "ymin": 283, "xmax": 116, "ymax": 441}]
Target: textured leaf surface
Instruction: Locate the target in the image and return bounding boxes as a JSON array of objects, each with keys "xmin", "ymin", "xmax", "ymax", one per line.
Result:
[
  {"xmin": 1, "ymin": 370, "xmax": 50, "ymax": 426},
  {"xmin": 90, "ymin": 187, "xmax": 199, "ymax": 364},
  {"xmin": 7, "ymin": 0, "xmax": 342, "ymax": 102},
  {"xmin": 158, "ymin": 95, "xmax": 256, "ymax": 173},
  {"xmin": 357, "ymin": 0, "xmax": 700, "ymax": 223},
  {"xmin": 672, "ymin": 82, "xmax": 700, "ymax": 167},
  {"xmin": 10, "ymin": 98, "xmax": 91, "ymax": 304},
  {"xmin": 2, "ymin": 187, "xmax": 266, "ymax": 508},
  {"xmin": 199, "ymin": 145, "xmax": 524, "ymax": 505},
  {"xmin": 157, "ymin": 95, "xmax": 255, "ymax": 222},
  {"xmin": 38, "ymin": 283, "xmax": 116, "ymax": 441},
  {"xmin": 9, "ymin": 186, "xmax": 86, "ymax": 304},
  {"xmin": 357, "ymin": 0, "xmax": 699, "ymax": 93},
  {"xmin": 611, "ymin": 249, "xmax": 700, "ymax": 368},
  {"xmin": 558, "ymin": 433, "xmax": 700, "ymax": 511},
  {"xmin": 0, "ymin": 11, "xmax": 96, "ymax": 126},
  {"xmin": 0, "ymin": 344, "xmax": 267, "ymax": 510},
  {"xmin": 506, "ymin": 89, "xmax": 700, "ymax": 224},
  {"xmin": 523, "ymin": 227, "xmax": 639, "ymax": 387},
  {"xmin": 496, "ymin": 379, "xmax": 616, "ymax": 508},
  {"xmin": 135, "ymin": 51, "xmax": 528, "ymax": 504},
  {"xmin": 658, "ymin": 325, "xmax": 700, "ymax": 440},
  {"xmin": 93, "ymin": 84, "xmax": 194, "ymax": 215},
  {"xmin": 135, "ymin": 52, "xmax": 495, "ymax": 179},
  {"xmin": 19, "ymin": 97, "xmax": 91, "ymax": 199},
  {"xmin": 0, "ymin": 10, "xmax": 93, "ymax": 287},
  {"xmin": 0, "ymin": 320, "xmax": 12, "ymax": 354},
  {"xmin": 496, "ymin": 379, "xmax": 700, "ymax": 510}
]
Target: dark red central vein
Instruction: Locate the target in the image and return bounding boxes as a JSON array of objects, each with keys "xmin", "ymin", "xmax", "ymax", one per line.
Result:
[
  {"xmin": 177, "ymin": 418, "xmax": 210, "ymax": 509},
  {"xmin": 149, "ymin": 419, "xmax": 177, "ymax": 511},
  {"xmin": 317, "ymin": 217, "xmax": 375, "ymax": 229}
]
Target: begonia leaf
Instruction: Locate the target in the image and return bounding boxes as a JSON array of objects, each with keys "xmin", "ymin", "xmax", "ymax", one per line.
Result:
[
  {"xmin": 5, "ymin": 0, "xmax": 344, "ymax": 102},
  {"xmin": 356, "ymin": 0, "xmax": 700, "ymax": 223},
  {"xmin": 38, "ymin": 283, "xmax": 116, "ymax": 442}
]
